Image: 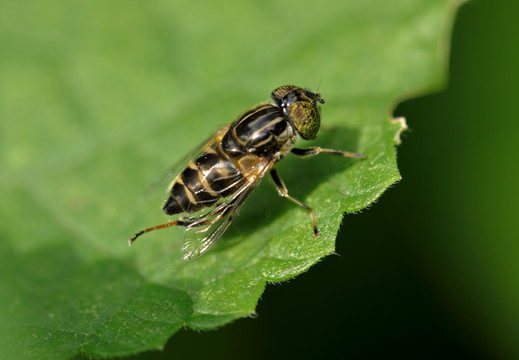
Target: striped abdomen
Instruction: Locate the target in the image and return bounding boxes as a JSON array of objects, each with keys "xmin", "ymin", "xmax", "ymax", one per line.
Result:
[{"xmin": 163, "ymin": 143, "xmax": 247, "ymax": 215}]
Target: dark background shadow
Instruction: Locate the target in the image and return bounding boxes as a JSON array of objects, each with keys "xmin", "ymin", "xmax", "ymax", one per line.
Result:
[{"xmin": 121, "ymin": 1, "xmax": 519, "ymax": 359}]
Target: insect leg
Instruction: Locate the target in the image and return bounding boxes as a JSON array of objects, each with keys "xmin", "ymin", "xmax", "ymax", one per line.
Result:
[
  {"xmin": 270, "ymin": 169, "xmax": 320, "ymax": 237},
  {"xmin": 129, "ymin": 219, "xmax": 191, "ymax": 245},
  {"xmin": 291, "ymin": 147, "xmax": 365, "ymax": 159}
]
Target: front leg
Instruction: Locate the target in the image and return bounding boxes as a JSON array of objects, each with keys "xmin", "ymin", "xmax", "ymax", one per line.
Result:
[{"xmin": 291, "ymin": 146, "xmax": 365, "ymax": 159}]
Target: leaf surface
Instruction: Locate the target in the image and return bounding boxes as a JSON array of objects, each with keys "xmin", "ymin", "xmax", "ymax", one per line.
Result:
[{"xmin": 0, "ymin": 0, "xmax": 462, "ymax": 358}]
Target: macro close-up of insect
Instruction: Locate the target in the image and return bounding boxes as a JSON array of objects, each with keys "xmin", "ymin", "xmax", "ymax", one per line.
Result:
[{"xmin": 130, "ymin": 85, "xmax": 365, "ymax": 260}]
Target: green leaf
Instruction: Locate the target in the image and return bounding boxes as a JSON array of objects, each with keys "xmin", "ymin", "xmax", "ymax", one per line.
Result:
[{"xmin": 0, "ymin": 0, "xmax": 462, "ymax": 358}]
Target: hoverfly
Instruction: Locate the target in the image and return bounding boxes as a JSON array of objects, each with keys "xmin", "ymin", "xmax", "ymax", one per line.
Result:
[{"xmin": 129, "ymin": 85, "xmax": 364, "ymax": 260}]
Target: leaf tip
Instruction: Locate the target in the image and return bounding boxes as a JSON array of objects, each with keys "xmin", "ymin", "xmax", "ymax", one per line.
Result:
[{"xmin": 391, "ymin": 117, "xmax": 408, "ymax": 145}]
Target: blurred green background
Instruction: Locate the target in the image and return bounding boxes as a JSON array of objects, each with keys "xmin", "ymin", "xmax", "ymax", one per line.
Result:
[{"xmin": 136, "ymin": 1, "xmax": 519, "ymax": 359}]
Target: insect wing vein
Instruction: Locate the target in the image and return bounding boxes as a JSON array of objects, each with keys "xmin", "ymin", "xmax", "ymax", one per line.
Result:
[{"xmin": 182, "ymin": 158, "xmax": 273, "ymax": 260}]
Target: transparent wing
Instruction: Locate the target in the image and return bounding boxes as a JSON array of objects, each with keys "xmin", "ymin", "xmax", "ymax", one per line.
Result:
[
  {"xmin": 144, "ymin": 124, "xmax": 231, "ymax": 196},
  {"xmin": 181, "ymin": 159, "xmax": 273, "ymax": 260}
]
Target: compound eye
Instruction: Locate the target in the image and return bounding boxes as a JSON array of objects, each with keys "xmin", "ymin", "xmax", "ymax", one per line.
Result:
[{"xmin": 286, "ymin": 100, "xmax": 321, "ymax": 140}]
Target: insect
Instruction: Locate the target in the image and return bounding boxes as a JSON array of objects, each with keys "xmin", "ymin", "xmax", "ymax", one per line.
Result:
[{"xmin": 129, "ymin": 85, "xmax": 364, "ymax": 260}]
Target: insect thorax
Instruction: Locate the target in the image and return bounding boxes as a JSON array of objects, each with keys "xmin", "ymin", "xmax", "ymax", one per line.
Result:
[{"xmin": 223, "ymin": 103, "xmax": 296, "ymax": 160}]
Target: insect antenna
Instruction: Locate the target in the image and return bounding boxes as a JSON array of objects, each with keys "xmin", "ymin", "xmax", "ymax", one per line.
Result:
[{"xmin": 316, "ymin": 79, "xmax": 323, "ymax": 93}]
